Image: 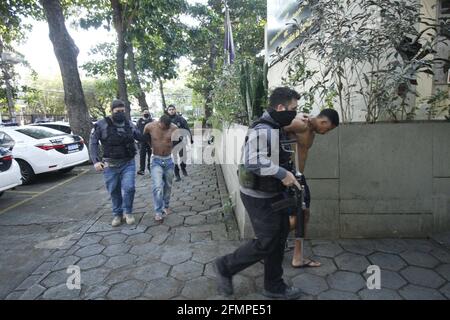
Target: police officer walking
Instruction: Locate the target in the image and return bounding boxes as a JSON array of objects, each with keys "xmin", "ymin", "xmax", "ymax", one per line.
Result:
[
  {"xmin": 89, "ymin": 99, "xmax": 145, "ymax": 227},
  {"xmin": 166, "ymin": 104, "xmax": 193, "ymax": 181},
  {"xmin": 136, "ymin": 109, "xmax": 153, "ymax": 175},
  {"xmin": 213, "ymin": 87, "xmax": 304, "ymax": 299}
]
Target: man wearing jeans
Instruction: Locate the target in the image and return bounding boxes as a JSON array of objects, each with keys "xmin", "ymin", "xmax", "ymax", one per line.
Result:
[
  {"xmin": 89, "ymin": 99, "xmax": 144, "ymax": 227},
  {"xmin": 143, "ymin": 114, "xmax": 178, "ymax": 222}
]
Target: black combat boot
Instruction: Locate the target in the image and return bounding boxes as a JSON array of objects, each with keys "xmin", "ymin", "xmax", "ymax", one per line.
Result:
[
  {"xmin": 181, "ymin": 162, "xmax": 188, "ymax": 176},
  {"xmin": 174, "ymin": 165, "xmax": 181, "ymax": 182}
]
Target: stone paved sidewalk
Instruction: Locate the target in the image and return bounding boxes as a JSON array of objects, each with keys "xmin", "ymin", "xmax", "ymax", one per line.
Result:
[{"xmin": 6, "ymin": 164, "xmax": 450, "ymax": 300}]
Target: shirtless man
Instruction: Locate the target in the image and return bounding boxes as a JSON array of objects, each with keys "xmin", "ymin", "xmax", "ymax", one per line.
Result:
[
  {"xmin": 143, "ymin": 114, "xmax": 178, "ymax": 221},
  {"xmin": 284, "ymin": 109, "xmax": 339, "ymax": 268}
]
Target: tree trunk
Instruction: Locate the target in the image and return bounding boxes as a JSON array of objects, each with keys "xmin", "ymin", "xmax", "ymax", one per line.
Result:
[
  {"xmin": 158, "ymin": 77, "xmax": 167, "ymax": 112},
  {"xmin": 0, "ymin": 39, "xmax": 16, "ymax": 122},
  {"xmin": 126, "ymin": 43, "xmax": 149, "ymax": 111},
  {"xmin": 204, "ymin": 42, "xmax": 218, "ymax": 120},
  {"xmin": 1, "ymin": 69, "xmax": 15, "ymax": 121},
  {"xmin": 110, "ymin": 0, "xmax": 131, "ymax": 118},
  {"xmin": 40, "ymin": 0, "xmax": 92, "ymax": 145}
]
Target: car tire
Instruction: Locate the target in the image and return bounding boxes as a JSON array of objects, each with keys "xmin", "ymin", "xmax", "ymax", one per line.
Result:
[
  {"xmin": 16, "ymin": 159, "xmax": 35, "ymax": 185},
  {"xmin": 59, "ymin": 166, "xmax": 74, "ymax": 174}
]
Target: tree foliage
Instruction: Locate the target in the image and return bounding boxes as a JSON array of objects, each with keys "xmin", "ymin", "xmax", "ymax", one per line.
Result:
[
  {"xmin": 186, "ymin": 0, "xmax": 266, "ymax": 121},
  {"xmin": 282, "ymin": 0, "xmax": 450, "ymax": 123}
]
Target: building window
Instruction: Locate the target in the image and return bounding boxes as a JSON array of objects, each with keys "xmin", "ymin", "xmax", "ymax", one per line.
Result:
[{"xmin": 441, "ymin": 0, "xmax": 450, "ymax": 15}]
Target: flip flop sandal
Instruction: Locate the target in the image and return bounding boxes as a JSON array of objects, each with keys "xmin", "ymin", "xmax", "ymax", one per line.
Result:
[
  {"xmin": 154, "ymin": 215, "xmax": 164, "ymax": 222},
  {"xmin": 291, "ymin": 259, "xmax": 321, "ymax": 268}
]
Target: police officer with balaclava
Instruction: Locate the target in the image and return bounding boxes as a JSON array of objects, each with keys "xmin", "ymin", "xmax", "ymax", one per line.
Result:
[
  {"xmin": 136, "ymin": 109, "xmax": 153, "ymax": 175},
  {"xmin": 89, "ymin": 99, "xmax": 145, "ymax": 227},
  {"xmin": 213, "ymin": 87, "xmax": 304, "ymax": 299}
]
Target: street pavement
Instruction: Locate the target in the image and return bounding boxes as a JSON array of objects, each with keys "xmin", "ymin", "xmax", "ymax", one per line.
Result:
[{"xmin": 0, "ymin": 161, "xmax": 449, "ymax": 300}]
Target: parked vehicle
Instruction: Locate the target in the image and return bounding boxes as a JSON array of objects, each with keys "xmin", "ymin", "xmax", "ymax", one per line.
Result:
[
  {"xmin": 0, "ymin": 147, "xmax": 22, "ymax": 196},
  {"xmin": 30, "ymin": 121, "xmax": 72, "ymax": 134},
  {"xmin": 0, "ymin": 125, "xmax": 89, "ymax": 184}
]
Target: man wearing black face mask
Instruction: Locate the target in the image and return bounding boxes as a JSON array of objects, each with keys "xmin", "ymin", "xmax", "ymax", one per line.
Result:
[
  {"xmin": 213, "ymin": 87, "xmax": 304, "ymax": 299},
  {"xmin": 136, "ymin": 110, "xmax": 153, "ymax": 175},
  {"xmin": 89, "ymin": 99, "xmax": 146, "ymax": 227}
]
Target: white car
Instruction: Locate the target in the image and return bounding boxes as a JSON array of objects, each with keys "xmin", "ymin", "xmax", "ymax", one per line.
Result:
[
  {"xmin": 0, "ymin": 125, "xmax": 89, "ymax": 184},
  {"xmin": 0, "ymin": 147, "xmax": 22, "ymax": 196}
]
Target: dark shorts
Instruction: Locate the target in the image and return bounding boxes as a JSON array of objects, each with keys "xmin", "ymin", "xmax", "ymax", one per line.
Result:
[
  {"xmin": 300, "ymin": 175, "xmax": 311, "ymax": 209},
  {"xmin": 287, "ymin": 176, "xmax": 310, "ymax": 216}
]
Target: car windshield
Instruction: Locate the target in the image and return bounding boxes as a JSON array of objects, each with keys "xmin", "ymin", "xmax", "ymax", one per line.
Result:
[
  {"xmin": 37, "ymin": 124, "xmax": 71, "ymax": 134},
  {"xmin": 15, "ymin": 127, "xmax": 67, "ymax": 139}
]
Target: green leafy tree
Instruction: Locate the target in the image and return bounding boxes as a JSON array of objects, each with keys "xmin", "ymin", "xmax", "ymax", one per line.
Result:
[
  {"xmin": 76, "ymin": 0, "xmax": 188, "ymax": 114},
  {"xmin": 39, "ymin": 0, "xmax": 93, "ymax": 142},
  {"xmin": 283, "ymin": 0, "xmax": 450, "ymax": 123},
  {"xmin": 83, "ymin": 78, "xmax": 118, "ymax": 119},
  {"xmin": 22, "ymin": 76, "xmax": 66, "ymax": 115},
  {"xmin": 0, "ymin": 1, "xmax": 39, "ymax": 121},
  {"xmin": 186, "ymin": 0, "xmax": 266, "ymax": 122}
]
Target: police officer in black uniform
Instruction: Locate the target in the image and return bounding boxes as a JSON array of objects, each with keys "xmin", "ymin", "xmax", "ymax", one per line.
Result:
[
  {"xmin": 136, "ymin": 109, "xmax": 153, "ymax": 175},
  {"xmin": 89, "ymin": 99, "xmax": 145, "ymax": 227},
  {"xmin": 213, "ymin": 87, "xmax": 304, "ymax": 299},
  {"xmin": 166, "ymin": 104, "xmax": 193, "ymax": 181}
]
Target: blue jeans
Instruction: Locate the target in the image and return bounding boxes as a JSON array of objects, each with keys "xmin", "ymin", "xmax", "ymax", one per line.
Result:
[
  {"xmin": 103, "ymin": 159, "xmax": 136, "ymax": 216},
  {"xmin": 150, "ymin": 156, "xmax": 174, "ymax": 216}
]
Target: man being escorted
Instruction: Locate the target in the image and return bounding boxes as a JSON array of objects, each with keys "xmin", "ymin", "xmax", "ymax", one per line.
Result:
[
  {"xmin": 136, "ymin": 109, "xmax": 153, "ymax": 175},
  {"xmin": 166, "ymin": 104, "xmax": 193, "ymax": 181},
  {"xmin": 143, "ymin": 114, "xmax": 178, "ymax": 222},
  {"xmin": 89, "ymin": 99, "xmax": 144, "ymax": 227},
  {"xmin": 284, "ymin": 108, "xmax": 339, "ymax": 268},
  {"xmin": 214, "ymin": 87, "xmax": 303, "ymax": 299}
]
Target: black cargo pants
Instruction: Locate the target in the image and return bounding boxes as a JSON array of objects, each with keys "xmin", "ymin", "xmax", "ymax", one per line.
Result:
[
  {"xmin": 218, "ymin": 191, "xmax": 290, "ymax": 293},
  {"xmin": 139, "ymin": 142, "xmax": 152, "ymax": 172}
]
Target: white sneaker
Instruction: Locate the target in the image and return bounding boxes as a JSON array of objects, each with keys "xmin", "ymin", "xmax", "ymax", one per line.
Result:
[
  {"xmin": 111, "ymin": 216, "xmax": 122, "ymax": 227},
  {"xmin": 124, "ymin": 214, "xmax": 135, "ymax": 225}
]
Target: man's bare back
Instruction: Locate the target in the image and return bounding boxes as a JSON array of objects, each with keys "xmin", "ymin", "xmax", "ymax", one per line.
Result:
[
  {"xmin": 144, "ymin": 121, "xmax": 178, "ymax": 156},
  {"xmin": 284, "ymin": 115, "xmax": 316, "ymax": 172}
]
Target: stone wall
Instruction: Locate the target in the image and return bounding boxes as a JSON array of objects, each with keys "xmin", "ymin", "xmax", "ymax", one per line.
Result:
[{"xmin": 217, "ymin": 122, "xmax": 450, "ymax": 239}]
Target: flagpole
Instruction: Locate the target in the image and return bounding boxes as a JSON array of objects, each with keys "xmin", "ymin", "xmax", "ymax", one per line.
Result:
[
  {"xmin": 224, "ymin": 0, "xmax": 229, "ymax": 65},
  {"xmin": 223, "ymin": 0, "xmax": 235, "ymax": 65}
]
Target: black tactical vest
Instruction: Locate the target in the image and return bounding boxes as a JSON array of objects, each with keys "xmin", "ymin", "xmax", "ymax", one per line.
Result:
[
  {"xmin": 238, "ymin": 117, "xmax": 294, "ymax": 193},
  {"xmin": 102, "ymin": 117, "xmax": 136, "ymax": 160}
]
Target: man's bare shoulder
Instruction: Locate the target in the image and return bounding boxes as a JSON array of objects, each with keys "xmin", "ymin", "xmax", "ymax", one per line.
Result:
[
  {"xmin": 284, "ymin": 116, "xmax": 308, "ymax": 133},
  {"xmin": 144, "ymin": 121, "xmax": 156, "ymax": 132},
  {"xmin": 170, "ymin": 123, "xmax": 178, "ymax": 131}
]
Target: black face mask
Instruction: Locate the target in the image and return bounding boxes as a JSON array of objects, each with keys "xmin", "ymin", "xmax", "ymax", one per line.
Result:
[
  {"xmin": 143, "ymin": 114, "xmax": 150, "ymax": 119},
  {"xmin": 112, "ymin": 112, "xmax": 126, "ymax": 123},
  {"xmin": 269, "ymin": 110, "xmax": 297, "ymax": 127}
]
